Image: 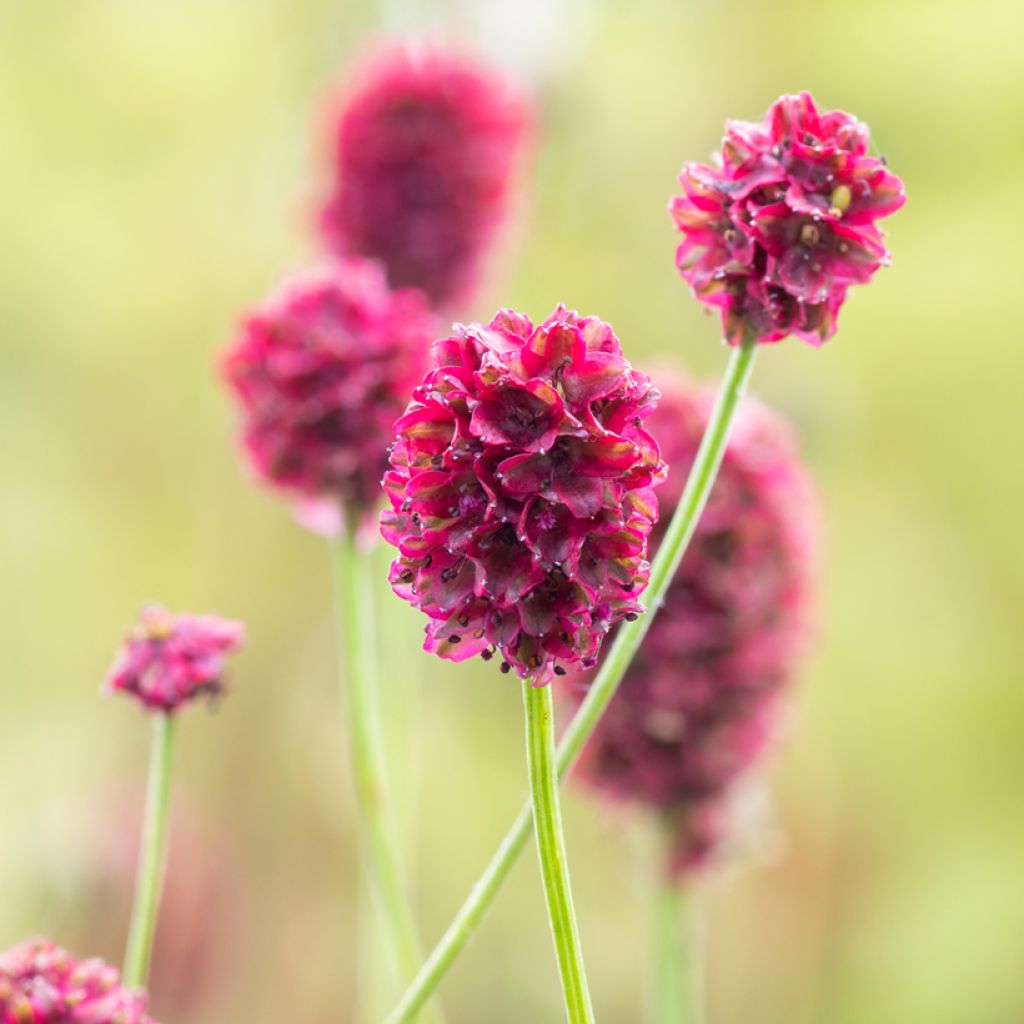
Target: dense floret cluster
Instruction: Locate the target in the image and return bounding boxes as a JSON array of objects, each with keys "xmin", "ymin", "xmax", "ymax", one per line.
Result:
[
  {"xmin": 104, "ymin": 606, "xmax": 244, "ymax": 714},
  {"xmin": 381, "ymin": 306, "xmax": 665, "ymax": 683},
  {"xmin": 0, "ymin": 938, "xmax": 157, "ymax": 1024},
  {"xmin": 571, "ymin": 372, "xmax": 818, "ymax": 874},
  {"xmin": 223, "ymin": 258, "xmax": 435, "ymax": 532},
  {"xmin": 670, "ymin": 92, "xmax": 905, "ymax": 346},
  {"xmin": 318, "ymin": 45, "xmax": 529, "ymax": 310}
]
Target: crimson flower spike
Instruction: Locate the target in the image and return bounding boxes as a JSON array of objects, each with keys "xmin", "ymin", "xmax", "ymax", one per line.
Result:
[
  {"xmin": 570, "ymin": 370, "xmax": 820, "ymax": 877},
  {"xmin": 318, "ymin": 44, "xmax": 530, "ymax": 313},
  {"xmin": 381, "ymin": 305, "xmax": 666, "ymax": 685},
  {"xmin": 671, "ymin": 91, "xmax": 905, "ymax": 346}
]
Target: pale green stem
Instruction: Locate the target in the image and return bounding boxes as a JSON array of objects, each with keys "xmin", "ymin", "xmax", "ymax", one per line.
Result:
[
  {"xmin": 654, "ymin": 853, "xmax": 703, "ymax": 1024},
  {"xmin": 524, "ymin": 681, "xmax": 595, "ymax": 1024},
  {"xmin": 385, "ymin": 341, "xmax": 757, "ymax": 1023},
  {"xmin": 331, "ymin": 527, "xmax": 443, "ymax": 1024},
  {"xmin": 123, "ymin": 713, "xmax": 176, "ymax": 989}
]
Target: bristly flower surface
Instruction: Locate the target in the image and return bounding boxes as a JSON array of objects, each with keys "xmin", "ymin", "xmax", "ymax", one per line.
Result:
[
  {"xmin": 0, "ymin": 938, "xmax": 158, "ymax": 1024},
  {"xmin": 318, "ymin": 45, "xmax": 529, "ymax": 311},
  {"xmin": 381, "ymin": 306, "xmax": 665, "ymax": 684},
  {"xmin": 104, "ymin": 606, "xmax": 244, "ymax": 714},
  {"xmin": 223, "ymin": 258, "xmax": 435, "ymax": 534},
  {"xmin": 670, "ymin": 92, "xmax": 905, "ymax": 346},
  {"xmin": 570, "ymin": 371, "xmax": 818, "ymax": 875}
]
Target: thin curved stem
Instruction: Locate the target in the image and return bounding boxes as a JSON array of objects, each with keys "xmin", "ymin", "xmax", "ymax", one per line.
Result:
[
  {"xmin": 524, "ymin": 681, "xmax": 595, "ymax": 1023},
  {"xmin": 385, "ymin": 341, "xmax": 757, "ymax": 1023},
  {"xmin": 332, "ymin": 528, "xmax": 443, "ymax": 1024},
  {"xmin": 123, "ymin": 713, "xmax": 176, "ymax": 989}
]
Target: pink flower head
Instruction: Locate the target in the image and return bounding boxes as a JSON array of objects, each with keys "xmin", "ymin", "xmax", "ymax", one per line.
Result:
[
  {"xmin": 381, "ymin": 306, "xmax": 666, "ymax": 683},
  {"xmin": 318, "ymin": 44, "xmax": 529, "ymax": 311},
  {"xmin": 0, "ymin": 938, "xmax": 158, "ymax": 1024},
  {"xmin": 222, "ymin": 259, "xmax": 436, "ymax": 533},
  {"xmin": 670, "ymin": 92, "xmax": 905, "ymax": 346},
  {"xmin": 570, "ymin": 371, "xmax": 819, "ymax": 876},
  {"xmin": 104, "ymin": 606, "xmax": 244, "ymax": 714}
]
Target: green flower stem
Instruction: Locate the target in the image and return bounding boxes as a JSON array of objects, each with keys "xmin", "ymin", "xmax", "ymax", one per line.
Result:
[
  {"xmin": 332, "ymin": 527, "xmax": 443, "ymax": 1024},
  {"xmin": 655, "ymin": 865, "xmax": 702, "ymax": 1024},
  {"xmin": 385, "ymin": 340, "xmax": 758, "ymax": 1023},
  {"xmin": 123, "ymin": 713, "xmax": 176, "ymax": 989},
  {"xmin": 524, "ymin": 681, "xmax": 595, "ymax": 1024}
]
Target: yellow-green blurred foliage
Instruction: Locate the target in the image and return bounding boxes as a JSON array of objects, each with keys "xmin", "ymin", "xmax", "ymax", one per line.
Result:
[{"xmin": 2, "ymin": 1, "xmax": 1022, "ymax": 1021}]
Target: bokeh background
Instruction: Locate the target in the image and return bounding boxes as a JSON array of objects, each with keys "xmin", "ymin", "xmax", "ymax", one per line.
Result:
[{"xmin": 2, "ymin": 1, "xmax": 1023, "ymax": 1021}]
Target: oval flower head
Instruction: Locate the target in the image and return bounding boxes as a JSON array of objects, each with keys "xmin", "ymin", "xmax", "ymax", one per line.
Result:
[
  {"xmin": 223, "ymin": 258, "xmax": 436, "ymax": 535},
  {"xmin": 104, "ymin": 606, "xmax": 244, "ymax": 714},
  {"xmin": 318, "ymin": 44, "xmax": 530, "ymax": 311},
  {"xmin": 670, "ymin": 92, "xmax": 905, "ymax": 346},
  {"xmin": 381, "ymin": 306, "xmax": 665, "ymax": 683},
  {"xmin": 570, "ymin": 371, "xmax": 818, "ymax": 876},
  {"xmin": 0, "ymin": 938, "xmax": 158, "ymax": 1024}
]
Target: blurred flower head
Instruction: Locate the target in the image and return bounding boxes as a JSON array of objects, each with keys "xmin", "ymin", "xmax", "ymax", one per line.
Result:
[
  {"xmin": 0, "ymin": 938, "xmax": 157, "ymax": 1024},
  {"xmin": 670, "ymin": 91, "xmax": 905, "ymax": 346},
  {"xmin": 381, "ymin": 306, "xmax": 665, "ymax": 683},
  {"xmin": 104, "ymin": 605, "xmax": 244, "ymax": 714},
  {"xmin": 318, "ymin": 43, "xmax": 530, "ymax": 311},
  {"xmin": 571, "ymin": 371, "xmax": 819, "ymax": 875},
  {"xmin": 223, "ymin": 258, "xmax": 436, "ymax": 534}
]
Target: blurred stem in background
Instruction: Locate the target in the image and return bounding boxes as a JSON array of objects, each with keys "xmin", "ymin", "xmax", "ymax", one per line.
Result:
[
  {"xmin": 332, "ymin": 525, "xmax": 444, "ymax": 1024},
  {"xmin": 123, "ymin": 713, "xmax": 176, "ymax": 989},
  {"xmin": 654, "ymin": 826, "xmax": 704, "ymax": 1024},
  {"xmin": 386, "ymin": 341, "xmax": 758, "ymax": 1022},
  {"xmin": 524, "ymin": 680, "xmax": 595, "ymax": 1024}
]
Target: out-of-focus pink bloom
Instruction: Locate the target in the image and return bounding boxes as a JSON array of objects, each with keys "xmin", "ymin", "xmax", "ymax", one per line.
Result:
[
  {"xmin": 381, "ymin": 306, "xmax": 665, "ymax": 683},
  {"xmin": 571, "ymin": 371, "xmax": 818, "ymax": 875},
  {"xmin": 104, "ymin": 606, "xmax": 244, "ymax": 714},
  {"xmin": 223, "ymin": 259, "xmax": 436, "ymax": 533},
  {"xmin": 670, "ymin": 92, "xmax": 905, "ymax": 346},
  {"xmin": 318, "ymin": 44, "xmax": 529, "ymax": 311},
  {"xmin": 0, "ymin": 938, "xmax": 157, "ymax": 1024}
]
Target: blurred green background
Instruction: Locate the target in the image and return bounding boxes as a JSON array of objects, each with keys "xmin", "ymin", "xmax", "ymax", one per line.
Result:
[{"xmin": 2, "ymin": 1, "xmax": 1023, "ymax": 1021}]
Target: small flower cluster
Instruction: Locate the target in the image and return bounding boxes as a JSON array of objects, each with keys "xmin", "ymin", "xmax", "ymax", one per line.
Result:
[
  {"xmin": 104, "ymin": 605, "xmax": 244, "ymax": 714},
  {"xmin": 318, "ymin": 45, "xmax": 529, "ymax": 310},
  {"xmin": 381, "ymin": 306, "xmax": 665, "ymax": 682},
  {"xmin": 572, "ymin": 372, "xmax": 818, "ymax": 874},
  {"xmin": 670, "ymin": 92, "xmax": 905, "ymax": 346},
  {"xmin": 0, "ymin": 938, "xmax": 157, "ymax": 1024},
  {"xmin": 222, "ymin": 258, "xmax": 436, "ymax": 531}
]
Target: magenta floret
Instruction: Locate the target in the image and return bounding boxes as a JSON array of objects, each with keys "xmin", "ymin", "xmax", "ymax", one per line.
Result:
[
  {"xmin": 670, "ymin": 92, "xmax": 905, "ymax": 346},
  {"xmin": 381, "ymin": 306, "xmax": 666, "ymax": 683},
  {"xmin": 223, "ymin": 258, "xmax": 436, "ymax": 532},
  {"xmin": 571, "ymin": 372, "xmax": 819, "ymax": 875},
  {"xmin": 104, "ymin": 606, "xmax": 244, "ymax": 714},
  {"xmin": 0, "ymin": 938, "xmax": 157, "ymax": 1024},
  {"xmin": 318, "ymin": 45, "xmax": 529, "ymax": 311}
]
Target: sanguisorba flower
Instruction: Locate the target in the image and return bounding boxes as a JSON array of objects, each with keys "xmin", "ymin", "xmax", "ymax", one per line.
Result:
[
  {"xmin": 670, "ymin": 91, "xmax": 905, "ymax": 346},
  {"xmin": 318, "ymin": 44, "xmax": 529, "ymax": 311},
  {"xmin": 0, "ymin": 938, "xmax": 157, "ymax": 1024},
  {"xmin": 571, "ymin": 371, "xmax": 818, "ymax": 876},
  {"xmin": 104, "ymin": 606, "xmax": 244, "ymax": 714},
  {"xmin": 381, "ymin": 306, "xmax": 666, "ymax": 683},
  {"xmin": 222, "ymin": 258, "xmax": 436, "ymax": 534}
]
